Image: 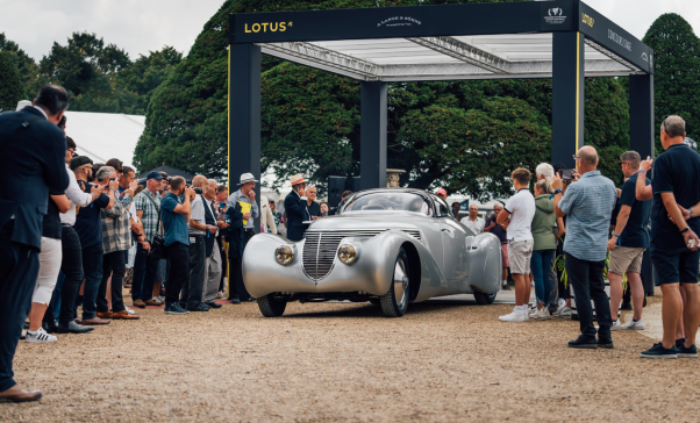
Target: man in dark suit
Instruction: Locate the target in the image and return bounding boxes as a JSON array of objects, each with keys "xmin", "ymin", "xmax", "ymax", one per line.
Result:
[
  {"xmin": 0, "ymin": 86, "xmax": 70, "ymax": 402},
  {"xmin": 284, "ymin": 174, "xmax": 311, "ymax": 241}
]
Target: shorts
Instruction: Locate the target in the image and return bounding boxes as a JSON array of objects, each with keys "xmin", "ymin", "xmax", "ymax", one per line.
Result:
[
  {"xmin": 608, "ymin": 246, "xmax": 645, "ymax": 275},
  {"xmin": 500, "ymin": 244, "xmax": 509, "ymax": 268},
  {"xmin": 651, "ymin": 247, "xmax": 700, "ymax": 286},
  {"xmin": 507, "ymin": 239, "xmax": 534, "ymax": 275}
]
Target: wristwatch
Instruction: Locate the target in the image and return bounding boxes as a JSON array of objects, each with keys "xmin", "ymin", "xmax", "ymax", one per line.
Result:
[{"xmin": 553, "ymin": 188, "xmax": 563, "ymax": 195}]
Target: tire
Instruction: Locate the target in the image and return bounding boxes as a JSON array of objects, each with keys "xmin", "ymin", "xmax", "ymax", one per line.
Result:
[
  {"xmin": 380, "ymin": 247, "xmax": 411, "ymax": 317},
  {"xmin": 369, "ymin": 298, "xmax": 380, "ymax": 305},
  {"xmin": 257, "ymin": 295, "xmax": 287, "ymax": 317},
  {"xmin": 473, "ymin": 292, "xmax": 497, "ymax": 305}
]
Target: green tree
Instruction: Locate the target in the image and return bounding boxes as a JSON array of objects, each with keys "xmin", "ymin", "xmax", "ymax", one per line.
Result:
[
  {"xmin": 0, "ymin": 33, "xmax": 42, "ymax": 97},
  {"xmin": 643, "ymin": 13, "xmax": 700, "ymax": 154},
  {"xmin": 0, "ymin": 51, "xmax": 26, "ymax": 112}
]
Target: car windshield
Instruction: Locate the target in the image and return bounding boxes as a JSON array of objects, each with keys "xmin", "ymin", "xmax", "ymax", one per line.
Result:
[{"xmin": 343, "ymin": 192, "xmax": 433, "ymax": 215}]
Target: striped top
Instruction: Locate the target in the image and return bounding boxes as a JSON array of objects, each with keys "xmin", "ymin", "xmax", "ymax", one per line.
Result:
[{"xmin": 557, "ymin": 170, "xmax": 617, "ymax": 261}]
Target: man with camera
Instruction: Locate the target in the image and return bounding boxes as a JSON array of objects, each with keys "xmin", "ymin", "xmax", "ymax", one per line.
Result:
[
  {"xmin": 182, "ymin": 175, "xmax": 216, "ymax": 312},
  {"xmin": 161, "ymin": 176, "xmax": 196, "ymax": 315},
  {"xmin": 226, "ymin": 173, "xmax": 260, "ymax": 303},
  {"xmin": 202, "ymin": 179, "xmax": 227, "ymax": 307},
  {"xmin": 75, "ymin": 164, "xmax": 116, "ymax": 326},
  {"xmin": 132, "ymin": 172, "xmax": 166, "ymax": 308},
  {"xmin": 284, "ymin": 174, "xmax": 311, "ymax": 242}
]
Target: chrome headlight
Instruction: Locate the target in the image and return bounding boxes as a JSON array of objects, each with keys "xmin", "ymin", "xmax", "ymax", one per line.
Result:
[
  {"xmin": 275, "ymin": 245, "xmax": 294, "ymax": 265},
  {"xmin": 337, "ymin": 244, "xmax": 357, "ymax": 265}
]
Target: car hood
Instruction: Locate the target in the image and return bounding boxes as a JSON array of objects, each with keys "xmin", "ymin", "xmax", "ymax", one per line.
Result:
[{"xmin": 307, "ymin": 212, "xmax": 429, "ymax": 231}]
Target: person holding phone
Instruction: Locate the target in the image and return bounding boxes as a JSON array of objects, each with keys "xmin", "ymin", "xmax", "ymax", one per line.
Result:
[{"xmin": 226, "ymin": 173, "xmax": 259, "ymax": 303}]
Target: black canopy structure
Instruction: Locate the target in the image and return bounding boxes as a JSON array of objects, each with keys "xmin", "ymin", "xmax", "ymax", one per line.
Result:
[
  {"xmin": 228, "ymin": 0, "xmax": 653, "ymax": 193},
  {"xmin": 136, "ymin": 165, "xmax": 196, "ymax": 184},
  {"xmin": 228, "ymin": 0, "xmax": 656, "ymax": 293}
]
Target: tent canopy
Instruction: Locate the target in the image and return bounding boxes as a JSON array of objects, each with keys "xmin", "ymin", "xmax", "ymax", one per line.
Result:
[{"xmin": 136, "ymin": 165, "xmax": 196, "ymax": 184}]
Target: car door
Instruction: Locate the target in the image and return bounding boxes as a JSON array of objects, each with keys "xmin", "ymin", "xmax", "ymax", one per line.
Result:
[{"xmin": 435, "ymin": 198, "xmax": 469, "ymax": 287}]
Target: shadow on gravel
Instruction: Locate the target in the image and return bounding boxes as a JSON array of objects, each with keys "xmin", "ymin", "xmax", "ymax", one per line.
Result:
[{"xmin": 281, "ymin": 301, "xmax": 476, "ymax": 318}]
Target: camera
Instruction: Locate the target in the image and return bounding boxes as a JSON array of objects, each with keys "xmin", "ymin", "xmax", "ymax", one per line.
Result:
[
  {"xmin": 561, "ymin": 169, "xmax": 574, "ymax": 181},
  {"xmin": 194, "ymin": 187, "xmax": 203, "ymax": 194}
]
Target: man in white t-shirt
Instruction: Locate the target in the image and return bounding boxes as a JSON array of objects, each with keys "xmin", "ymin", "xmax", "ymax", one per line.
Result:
[
  {"xmin": 460, "ymin": 205, "xmax": 484, "ymax": 235},
  {"xmin": 496, "ymin": 168, "xmax": 536, "ymax": 322}
]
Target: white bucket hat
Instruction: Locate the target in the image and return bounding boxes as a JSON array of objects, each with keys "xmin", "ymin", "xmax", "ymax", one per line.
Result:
[{"xmin": 237, "ymin": 172, "xmax": 258, "ymax": 186}]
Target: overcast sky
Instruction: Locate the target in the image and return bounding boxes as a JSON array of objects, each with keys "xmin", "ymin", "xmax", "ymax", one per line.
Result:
[{"xmin": 0, "ymin": 0, "xmax": 698, "ymax": 61}]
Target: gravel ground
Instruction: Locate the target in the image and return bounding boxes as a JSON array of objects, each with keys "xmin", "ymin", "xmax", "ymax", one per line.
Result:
[{"xmin": 3, "ymin": 295, "xmax": 700, "ymax": 423}]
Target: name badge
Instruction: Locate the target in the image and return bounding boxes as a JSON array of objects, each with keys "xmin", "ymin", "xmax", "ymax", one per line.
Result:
[{"xmin": 189, "ymin": 237, "xmax": 196, "ymax": 243}]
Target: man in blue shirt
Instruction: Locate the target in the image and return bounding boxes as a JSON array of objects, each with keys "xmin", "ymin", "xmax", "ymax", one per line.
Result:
[
  {"xmin": 553, "ymin": 146, "xmax": 617, "ymax": 349},
  {"xmin": 606, "ymin": 151, "xmax": 651, "ymax": 331},
  {"xmin": 635, "ymin": 115, "xmax": 700, "ymax": 359},
  {"xmin": 160, "ymin": 176, "xmax": 195, "ymax": 315}
]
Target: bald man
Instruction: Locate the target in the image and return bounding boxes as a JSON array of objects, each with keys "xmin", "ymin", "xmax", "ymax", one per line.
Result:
[{"xmin": 553, "ymin": 146, "xmax": 617, "ymax": 349}]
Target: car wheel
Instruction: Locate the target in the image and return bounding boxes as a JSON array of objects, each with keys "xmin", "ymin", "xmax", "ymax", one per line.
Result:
[
  {"xmin": 473, "ymin": 292, "xmax": 497, "ymax": 305},
  {"xmin": 257, "ymin": 295, "xmax": 287, "ymax": 317},
  {"xmin": 380, "ymin": 247, "xmax": 411, "ymax": 317},
  {"xmin": 369, "ymin": 299, "xmax": 380, "ymax": 305}
]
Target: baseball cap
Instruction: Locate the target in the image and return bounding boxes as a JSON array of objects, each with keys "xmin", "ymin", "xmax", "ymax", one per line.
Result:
[
  {"xmin": 147, "ymin": 171, "xmax": 164, "ymax": 180},
  {"xmin": 435, "ymin": 188, "xmax": 447, "ymax": 196},
  {"xmin": 70, "ymin": 155, "xmax": 93, "ymax": 170}
]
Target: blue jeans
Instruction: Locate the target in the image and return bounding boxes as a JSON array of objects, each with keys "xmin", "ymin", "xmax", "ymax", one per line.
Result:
[
  {"xmin": 531, "ymin": 249, "xmax": 555, "ymax": 307},
  {"xmin": 81, "ymin": 243, "xmax": 104, "ymax": 319}
]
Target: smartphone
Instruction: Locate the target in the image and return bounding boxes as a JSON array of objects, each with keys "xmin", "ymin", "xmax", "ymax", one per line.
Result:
[
  {"xmin": 561, "ymin": 169, "xmax": 574, "ymax": 180},
  {"xmin": 219, "ymin": 202, "xmax": 227, "ymax": 209}
]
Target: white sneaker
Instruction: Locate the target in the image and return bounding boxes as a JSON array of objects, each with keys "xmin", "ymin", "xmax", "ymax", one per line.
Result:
[
  {"xmin": 499, "ymin": 309, "xmax": 529, "ymax": 323},
  {"xmin": 611, "ymin": 320, "xmax": 622, "ymax": 331},
  {"xmin": 557, "ymin": 298, "xmax": 566, "ymax": 309},
  {"xmin": 528, "ymin": 305, "xmax": 537, "ymax": 315},
  {"xmin": 26, "ymin": 327, "xmax": 57, "ymax": 343},
  {"xmin": 532, "ymin": 307, "xmax": 551, "ymax": 320},
  {"xmin": 553, "ymin": 307, "xmax": 572, "ymax": 317},
  {"xmin": 126, "ymin": 308, "xmax": 136, "ymax": 315},
  {"xmin": 621, "ymin": 319, "xmax": 645, "ymax": 330}
]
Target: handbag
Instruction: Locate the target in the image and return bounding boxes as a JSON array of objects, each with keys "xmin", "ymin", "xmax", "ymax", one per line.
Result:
[{"xmin": 144, "ymin": 193, "xmax": 167, "ymax": 260}]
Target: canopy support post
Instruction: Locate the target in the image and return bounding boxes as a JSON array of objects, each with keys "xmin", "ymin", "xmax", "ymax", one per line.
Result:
[{"xmin": 360, "ymin": 81, "xmax": 387, "ymax": 190}]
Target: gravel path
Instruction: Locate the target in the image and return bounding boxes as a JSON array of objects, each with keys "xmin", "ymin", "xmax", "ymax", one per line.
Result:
[{"xmin": 3, "ymin": 297, "xmax": 700, "ymax": 422}]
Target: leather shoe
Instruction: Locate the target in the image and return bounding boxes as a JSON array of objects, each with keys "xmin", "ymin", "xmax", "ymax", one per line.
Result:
[
  {"xmin": 0, "ymin": 385, "xmax": 42, "ymax": 403},
  {"xmin": 568, "ymin": 335, "xmax": 598, "ymax": 349},
  {"xmin": 96, "ymin": 311, "xmax": 113, "ymax": 319},
  {"xmin": 205, "ymin": 301, "xmax": 222, "ymax": 309},
  {"xmin": 229, "ymin": 296, "xmax": 241, "ymax": 304},
  {"xmin": 42, "ymin": 319, "xmax": 59, "ymax": 334},
  {"xmin": 145, "ymin": 299, "xmax": 163, "ymax": 306},
  {"xmin": 598, "ymin": 338, "xmax": 614, "ymax": 349},
  {"xmin": 133, "ymin": 299, "xmax": 147, "ymax": 308},
  {"xmin": 82, "ymin": 317, "xmax": 111, "ymax": 325},
  {"xmin": 186, "ymin": 304, "xmax": 210, "ymax": 312},
  {"xmin": 55, "ymin": 321, "xmax": 94, "ymax": 334},
  {"xmin": 111, "ymin": 310, "xmax": 140, "ymax": 320}
]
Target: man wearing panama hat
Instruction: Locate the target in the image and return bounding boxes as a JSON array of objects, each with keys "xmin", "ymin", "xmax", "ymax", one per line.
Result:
[
  {"xmin": 284, "ymin": 174, "xmax": 312, "ymax": 241},
  {"xmin": 225, "ymin": 172, "xmax": 260, "ymax": 302}
]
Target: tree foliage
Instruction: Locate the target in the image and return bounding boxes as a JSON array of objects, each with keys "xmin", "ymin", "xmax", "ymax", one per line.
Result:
[
  {"xmin": 0, "ymin": 51, "xmax": 26, "ymax": 112},
  {"xmin": 643, "ymin": 13, "xmax": 700, "ymax": 154}
]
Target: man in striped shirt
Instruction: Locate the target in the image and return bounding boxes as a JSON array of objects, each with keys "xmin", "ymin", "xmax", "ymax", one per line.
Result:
[{"xmin": 553, "ymin": 146, "xmax": 617, "ymax": 349}]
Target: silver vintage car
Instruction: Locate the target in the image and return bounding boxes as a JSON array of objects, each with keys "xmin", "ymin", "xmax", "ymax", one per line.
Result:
[{"xmin": 242, "ymin": 188, "xmax": 502, "ymax": 317}]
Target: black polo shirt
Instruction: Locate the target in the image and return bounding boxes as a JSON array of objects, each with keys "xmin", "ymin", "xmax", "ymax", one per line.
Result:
[
  {"xmin": 618, "ymin": 173, "xmax": 651, "ymax": 248},
  {"xmin": 651, "ymin": 144, "xmax": 700, "ymax": 250}
]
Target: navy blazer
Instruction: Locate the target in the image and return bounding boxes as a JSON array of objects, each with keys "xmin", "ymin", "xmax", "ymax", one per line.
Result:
[
  {"xmin": 0, "ymin": 106, "xmax": 69, "ymax": 250},
  {"xmin": 284, "ymin": 190, "xmax": 310, "ymax": 242}
]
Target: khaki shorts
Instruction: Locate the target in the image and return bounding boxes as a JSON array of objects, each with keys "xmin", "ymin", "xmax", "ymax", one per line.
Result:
[
  {"xmin": 608, "ymin": 246, "xmax": 645, "ymax": 275},
  {"xmin": 507, "ymin": 239, "xmax": 534, "ymax": 275}
]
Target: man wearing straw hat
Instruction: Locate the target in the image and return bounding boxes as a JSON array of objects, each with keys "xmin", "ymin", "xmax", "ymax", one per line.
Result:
[
  {"xmin": 226, "ymin": 172, "xmax": 259, "ymax": 303},
  {"xmin": 284, "ymin": 174, "xmax": 312, "ymax": 242}
]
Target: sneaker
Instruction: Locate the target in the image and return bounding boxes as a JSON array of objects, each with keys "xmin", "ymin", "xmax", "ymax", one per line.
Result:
[
  {"xmin": 678, "ymin": 344, "xmax": 698, "ymax": 358},
  {"xmin": 186, "ymin": 303, "xmax": 210, "ymax": 312},
  {"xmin": 640, "ymin": 343, "xmax": 678, "ymax": 359},
  {"xmin": 527, "ymin": 306, "xmax": 537, "ymax": 315},
  {"xmin": 620, "ymin": 319, "xmax": 645, "ymax": 330},
  {"xmin": 553, "ymin": 307, "xmax": 572, "ymax": 317},
  {"xmin": 164, "ymin": 302, "xmax": 190, "ymax": 315},
  {"xmin": 610, "ymin": 320, "xmax": 622, "ymax": 331},
  {"xmin": 499, "ymin": 309, "xmax": 529, "ymax": 323},
  {"xmin": 557, "ymin": 298, "xmax": 566, "ymax": 309},
  {"xmin": 26, "ymin": 327, "xmax": 57, "ymax": 343},
  {"xmin": 155, "ymin": 295, "xmax": 165, "ymax": 303},
  {"xmin": 531, "ymin": 307, "xmax": 551, "ymax": 320},
  {"xmin": 145, "ymin": 299, "xmax": 163, "ymax": 306},
  {"xmin": 676, "ymin": 338, "xmax": 686, "ymax": 349},
  {"xmin": 126, "ymin": 308, "xmax": 136, "ymax": 316}
]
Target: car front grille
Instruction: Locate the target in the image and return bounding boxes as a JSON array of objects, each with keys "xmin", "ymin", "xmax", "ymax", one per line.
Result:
[{"xmin": 302, "ymin": 229, "xmax": 422, "ymax": 281}]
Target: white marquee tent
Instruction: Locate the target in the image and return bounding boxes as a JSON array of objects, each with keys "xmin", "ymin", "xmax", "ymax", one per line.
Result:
[{"xmin": 64, "ymin": 111, "xmax": 145, "ymax": 171}]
